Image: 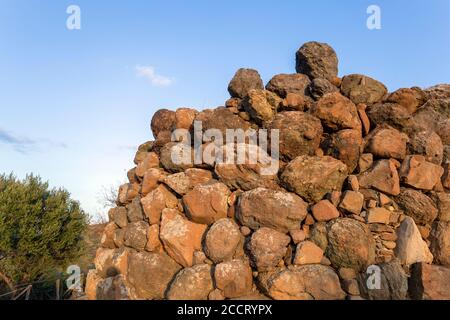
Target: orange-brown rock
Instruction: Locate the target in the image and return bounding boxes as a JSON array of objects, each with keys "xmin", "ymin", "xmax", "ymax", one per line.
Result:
[
  {"xmin": 260, "ymin": 265, "xmax": 345, "ymax": 300},
  {"xmin": 214, "ymin": 259, "xmax": 253, "ymax": 298},
  {"xmin": 385, "ymin": 88, "xmax": 424, "ymax": 113},
  {"xmin": 204, "ymin": 218, "xmax": 242, "ymax": 263},
  {"xmin": 409, "ymin": 262, "xmax": 450, "ymax": 300},
  {"xmin": 311, "ymin": 92, "xmax": 361, "ymax": 131},
  {"xmin": 94, "ymin": 247, "xmax": 129, "ymax": 278},
  {"xmin": 408, "ymin": 130, "xmax": 444, "ymax": 165},
  {"xmin": 141, "ymin": 184, "xmax": 178, "ymax": 224},
  {"xmin": 325, "ymin": 218, "xmax": 376, "ymax": 271},
  {"xmin": 164, "ymin": 168, "xmax": 212, "ymax": 195},
  {"xmin": 101, "ymin": 222, "xmax": 118, "ymax": 249},
  {"xmin": 183, "ymin": 182, "xmax": 230, "ymax": 225},
  {"xmin": 338, "ymin": 191, "xmax": 364, "ymax": 215},
  {"xmin": 281, "ymin": 92, "xmax": 309, "ymax": 111},
  {"xmin": 248, "ymin": 227, "xmax": 291, "ymax": 271},
  {"xmin": 108, "ymin": 206, "xmax": 128, "ymax": 228},
  {"xmin": 151, "ymin": 109, "xmax": 176, "ymax": 137},
  {"xmin": 237, "ymin": 187, "xmax": 308, "ymax": 232},
  {"xmin": 281, "ymin": 155, "xmax": 348, "ymax": 203},
  {"xmin": 429, "ymin": 221, "xmax": 450, "ymax": 267},
  {"xmin": 166, "ymin": 264, "xmax": 213, "ymax": 300},
  {"xmin": 293, "ymin": 241, "xmax": 324, "ymax": 265},
  {"xmin": 242, "ymin": 89, "xmax": 282, "ymax": 124},
  {"xmin": 321, "ymin": 129, "xmax": 362, "ymax": 172},
  {"xmin": 126, "ymin": 197, "xmax": 144, "ymax": 222},
  {"xmin": 146, "ymin": 224, "xmax": 163, "ymax": 252},
  {"xmin": 127, "ymin": 251, "xmax": 181, "ymax": 300},
  {"xmin": 228, "ymin": 68, "xmax": 264, "ymax": 99},
  {"xmin": 357, "ymin": 159, "xmax": 400, "ymax": 196},
  {"xmin": 124, "ymin": 221, "xmax": 148, "ymax": 251},
  {"xmin": 133, "ymin": 141, "xmax": 154, "ymax": 165},
  {"xmin": 366, "ymin": 207, "xmax": 391, "ymax": 224},
  {"xmin": 174, "ymin": 107, "xmax": 197, "ymax": 130},
  {"xmin": 340, "ymin": 74, "xmax": 387, "ymax": 105},
  {"xmin": 159, "ymin": 209, "xmax": 207, "ymax": 267},
  {"xmin": 266, "ymin": 73, "xmax": 310, "ymax": 98},
  {"xmin": 117, "ymin": 183, "xmax": 140, "ymax": 205},
  {"xmin": 395, "ymin": 188, "xmax": 438, "ymax": 225},
  {"xmin": 141, "ymin": 168, "xmax": 167, "ymax": 196},
  {"xmin": 214, "ymin": 143, "xmax": 280, "ymax": 191},
  {"xmin": 311, "ymin": 200, "xmax": 340, "ymax": 222},
  {"xmin": 399, "ymin": 155, "xmax": 444, "ymax": 190},
  {"xmin": 135, "ymin": 152, "xmax": 160, "ymax": 177},
  {"xmin": 267, "ymin": 111, "xmax": 323, "ymax": 161},
  {"xmin": 364, "ymin": 125, "xmax": 408, "ymax": 160},
  {"xmin": 357, "ymin": 103, "xmax": 371, "ymax": 135}
]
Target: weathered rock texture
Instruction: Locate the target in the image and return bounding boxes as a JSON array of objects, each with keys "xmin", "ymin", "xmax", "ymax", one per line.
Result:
[{"xmin": 87, "ymin": 42, "xmax": 450, "ymax": 300}]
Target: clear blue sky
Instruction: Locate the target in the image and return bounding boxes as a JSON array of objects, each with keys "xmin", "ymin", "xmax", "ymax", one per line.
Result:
[{"xmin": 1, "ymin": 0, "xmax": 449, "ymax": 219}]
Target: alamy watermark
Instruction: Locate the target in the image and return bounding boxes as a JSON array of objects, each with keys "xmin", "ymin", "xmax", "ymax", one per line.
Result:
[
  {"xmin": 170, "ymin": 121, "xmax": 280, "ymax": 175},
  {"xmin": 366, "ymin": 265, "xmax": 381, "ymax": 290},
  {"xmin": 367, "ymin": 5, "xmax": 381, "ymax": 30},
  {"xmin": 66, "ymin": 5, "xmax": 81, "ymax": 30},
  {"xmin": 66, "ymin": 265, "xmax": 82, "ymax": 291}
]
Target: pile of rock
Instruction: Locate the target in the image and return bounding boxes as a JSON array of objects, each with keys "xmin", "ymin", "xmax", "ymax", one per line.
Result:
[{"xmin": 86, "ymin": 42, "xmax": 450, "ymax": 300}]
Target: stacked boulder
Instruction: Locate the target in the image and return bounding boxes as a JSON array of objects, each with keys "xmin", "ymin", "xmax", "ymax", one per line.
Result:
[{"xmin": 86, "ymin": 41, "xmax": 450, "ymax": 300}]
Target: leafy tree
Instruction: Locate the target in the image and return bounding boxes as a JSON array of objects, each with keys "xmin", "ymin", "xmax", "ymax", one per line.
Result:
[{"xmin": 0, "ymin": 173, "xmax": 88, "ymax": 291}]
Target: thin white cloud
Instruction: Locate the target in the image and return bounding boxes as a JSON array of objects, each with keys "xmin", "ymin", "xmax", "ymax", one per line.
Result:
[{"xmin": 135, "ymin": 65, "xmax": 174, "ymax": 87}]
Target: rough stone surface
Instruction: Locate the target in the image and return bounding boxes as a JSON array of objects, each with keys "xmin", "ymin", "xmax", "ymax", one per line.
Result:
[
  {"xmin": 204, "ymin": 218, "xmax": 242, "ymax": 263},
  {"xmin": 296, "ymin": 41, "xmax": 339, "ymax": 81},
  {"xmin": 326, "ymin": 218, "xmax": 376, "ymax": 271},
  {"xmin": 409, "ymin": 262, "xmax": 450, "ymax": 300},
  {"xmin": 268, "ymin": 111, "xmax": 323, "ymax": 161},
  {"xmin": 237, "ymin": 187, "xmax": 308, "ymax": 232},
  {"xmin": 429, "ymin": 221, "xmax": 450, "ymax": 267},
  {"xmin": 266, "ymin": 73, "xmax": 311, "ymax": 98},
  {"xmin": 127, "ymin": 251, "xmax": 181, "ymax": 300},
  {"xmin": 124, "ymin": 221, "xmax": 148, "ymax": 251},
  {"xmin": 228, "ymin": 68, "xmax": 264, "ymax": 99},
  {"xmin": 395, "ymin": 217, "xmax": 433, "ymax": 266},
  {"xmin": 311, "ymin": 92, "xmax": 361, "ymax": 131},
  {"xmin": 166, "ymin": 264, "xmax": 213, "ymax": 300},
  {"xmin": 214, "ymin": 259, "xmax": 253, "ymax": 298},
  {"xmin": 395, "ymin": 189, "xmax": 438, "ymax": 225},
  {"xmin": 151, "ymin": 109, "xmax": 176, "ymax": 137},
  {"xmin": 338, "ymin": 191, "xmax": 364, "ymax": 215},
  {"xmin": 141, "ymin": 185, "xmax": 178, "ymax": 224},
  {"xmin": 308, "ymin": 78, "xmax": 339, "ymax": 100},
  {"xmin": 281, "ymin": 155, "xmax": 348, "ymax": 203},
  {"xmin": 399, "ymin": 155, "xmax": 444, "ymax": 190},
  {"xmin": 261, "ymin": 265, "xmax": 345, "ymax": 300},
  {"xmin": 358, "ymin": 259, "xmax": 408, "ymax": 300},
  {"xmin": 311, "ymin": 200, "xmax": 340, "ymax": 222},
  {"xmin": 183, "ymin": 182, "xmax": 230, "ymax": 225},
  {"xmin": 243, "ymin": 89, "xmax": 282, "ymax": 124},
  {"xmin": 163, "ymin": 168, "xmax": 212, "ymax": 195},
  {"xmin": 408, "ymin": 130, "xmax": 444, "ymax": 165},
  {"xmin": 159, "ymin": 209, "xmax": 207, "ymax": 267},
  {"xmin": 214, "ymin": 144, "xmax": 280, "ymax": 192},
  {"xmin": 321, "ymin": 129, "xmax": 362, "ymax": 173},
  {"xmin": 364, "ymin": 125, "xmax": 408, "ymax": 160},
  {"xmin": 293, "ymin": 241, "xmax": 324, "ymax": 265},
  {"xmin": 248, "ymin": 227, "xmax": 291, "ymax": 271},
  {"xmin": 358, "ymin": 159, "xmax": 400, "ymax": 196},
  {"xmin": 340, "ymin": 74, "xmax": 387, "ymax": 105}
]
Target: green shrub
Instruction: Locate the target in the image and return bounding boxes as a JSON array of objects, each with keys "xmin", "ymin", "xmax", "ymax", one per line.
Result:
[{"xmin": 0, "ymin": 173, "xmax": 88, "ymax": 289}]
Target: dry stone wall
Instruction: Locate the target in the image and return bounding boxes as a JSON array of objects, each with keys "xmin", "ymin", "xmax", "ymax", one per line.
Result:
[{"xmin": 86, "ymin": 41, "xmax": 450, "ymax": 300}]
